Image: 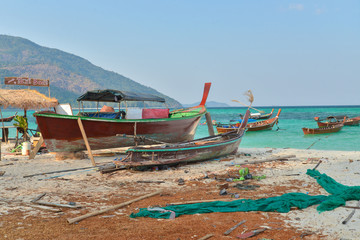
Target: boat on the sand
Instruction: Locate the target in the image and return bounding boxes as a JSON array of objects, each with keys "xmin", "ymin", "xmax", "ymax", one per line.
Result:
[
  {"xmin": 118, "ymin": 110, "xmax": 250, "ymax": 167},
  {"xmin": 34, "ymin": 83, "xmax": 211, "ymax": 152}
]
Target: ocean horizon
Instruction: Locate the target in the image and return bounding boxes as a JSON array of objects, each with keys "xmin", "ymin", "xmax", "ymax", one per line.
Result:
[{"xmin": 1, "ymin": 105, "xmax": 359, "ymax": 152}]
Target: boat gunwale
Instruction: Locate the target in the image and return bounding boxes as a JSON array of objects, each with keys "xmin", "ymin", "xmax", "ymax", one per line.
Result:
[
  {"xmin": 34, "ymin": 107, "xmax": 206, "ymax": 123},
  {"xmin": 126, "ymin": 132, "xmax": 244, "ymax": 153}
]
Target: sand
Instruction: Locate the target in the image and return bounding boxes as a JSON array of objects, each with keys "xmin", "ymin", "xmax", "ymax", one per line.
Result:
[{"xmin": 0, "ymin": 142, "xmax": 359, "ymax": 239}]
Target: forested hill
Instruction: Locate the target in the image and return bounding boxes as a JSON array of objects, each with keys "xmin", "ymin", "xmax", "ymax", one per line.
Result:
[{"xmin": 0, "ymin": 35, "xmax": 182, "ymax": 107}]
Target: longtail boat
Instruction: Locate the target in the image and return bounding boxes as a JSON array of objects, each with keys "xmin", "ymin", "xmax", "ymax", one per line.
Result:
[
  {"xmin": 118, "ymin": 110, "xmax": 250, "ymax": 167},
  {"xmin": 0, "ymin": 114, "xmax": 17, "ymax": 122},
  {"xmin": 34, "ymin": 83, "xmax": 211, "ymax": 152},
  {"xmin": 216, "ymin": 109, "xmax": 281, "ymax": 133},
  {"xmin": 240, "ymin": 108, "xmax": 274, "ymax": 120},
  {"xmin": 314, "ymin": 115, "xmax": 360, "ymax": 127},
  {"xmin": 302, "ymin": 123, "xmax": 344, "ymax": 135}
]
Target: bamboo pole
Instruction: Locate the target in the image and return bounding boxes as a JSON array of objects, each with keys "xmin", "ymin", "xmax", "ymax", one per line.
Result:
[
  {"xmin": 77, "ymin": 118, "xmax": 96, "ymax": 166},
  {"xmin": 231, "ymin": 99, "xmax": 264, "ymax": 113},
  {"xmin": 67, "ymin": 190, "xmax": 162, "ymax": 224}
]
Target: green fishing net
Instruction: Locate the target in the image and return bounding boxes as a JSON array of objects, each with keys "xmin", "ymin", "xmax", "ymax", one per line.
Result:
[{"xmin": 130, "ymin": 169, "xmax": 360, "ymax": 219}]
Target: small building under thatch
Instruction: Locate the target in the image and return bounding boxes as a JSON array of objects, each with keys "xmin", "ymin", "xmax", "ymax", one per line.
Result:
[{"xmin": 0, "ymin": 89, "xmax": 58, "ymax": 110}]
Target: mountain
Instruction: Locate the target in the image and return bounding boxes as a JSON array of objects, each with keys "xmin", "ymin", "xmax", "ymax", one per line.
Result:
[
  {"xmin": 182, "ymin": 101, "xmax": 231, "ymax": 108},
  {"xmin": 0, "ymin": 35, "xmax": 182, "ymax": 108}
]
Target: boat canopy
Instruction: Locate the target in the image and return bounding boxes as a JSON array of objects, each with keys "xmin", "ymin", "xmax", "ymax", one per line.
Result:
[{"xmin": 77, "ymin": 89, "xmax": 166, "ymax": 103}]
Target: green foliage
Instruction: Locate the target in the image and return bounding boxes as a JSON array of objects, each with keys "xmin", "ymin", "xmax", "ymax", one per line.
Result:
[{"xmin": 13, "ymin": 115, "xmax": 28, "ymax": 131}]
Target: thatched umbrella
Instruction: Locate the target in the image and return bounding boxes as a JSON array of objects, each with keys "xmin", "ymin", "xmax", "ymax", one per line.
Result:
[
  {"xmin": 0, "ymin": 89, "xmax": 58, "ymax": 110},
  {"xmin": 0, "ymin": 89, "xmax": 58, "ymax": 160}
]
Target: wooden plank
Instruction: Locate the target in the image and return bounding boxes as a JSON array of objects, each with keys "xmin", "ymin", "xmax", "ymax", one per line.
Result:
[
  {"xmin": 205, "ymin": 112, "xmax": 215, "ymax": 136},
  {"xmin": 77, "ymin": 118, "xmax": 96, "ymax": 166},
  {"xmin": 342, "ymin": 200, "xmax": 360, "ymax": 224},
  {"xmin": 197, "ymin": 234, "xmax": 214, "ymax": 240},
  {"xmin": 34, "ymin": 201, "xmax": 82, "ymax": 209},
  {"xmin": 67, "ymin": 190, "xmax": 162, "ymax": 224},
  {"xmin": 224, "ymin": 220, "xmax": 246, "ymax": 235},
  {"xmin": 29, "ymin": 135, "xmax": 44, "ymax": 159}
]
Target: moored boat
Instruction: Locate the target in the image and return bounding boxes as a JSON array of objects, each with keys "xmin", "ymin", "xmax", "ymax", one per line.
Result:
[
  {"xmin": 34, "ymin": 83, "xmax": 211, "ymax": 152},
  {"xmin": 314, "ymin": 115, "xmax": 360, "ymax": 127},
  {"xmin": 0, "ymin": 114, "xmax": 17, "ymax": 122},
  {"xmin": 302, "ymin": 123, "xmax": 344, "ymax": 135},
  {"xmin": 217, "ymin": 109, "xmax": 281, "ymax": 133},
  {"xmin": 240, "ymin": 108, "xmax": 274, "ymax": 120},
  {"xmin": 118, "ymin": 110, "xmax": 250, "ymax": 167}
]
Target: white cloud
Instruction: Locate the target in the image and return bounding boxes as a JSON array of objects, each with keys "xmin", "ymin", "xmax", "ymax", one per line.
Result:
[{"xmin": 289, "ymin": 3, "xmax": 304, "ymax": 11}]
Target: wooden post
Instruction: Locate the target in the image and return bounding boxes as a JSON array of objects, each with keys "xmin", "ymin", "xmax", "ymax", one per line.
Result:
[
  {"xmin": 29, "ymin": 135, "xmax": 44, "ymax": 159},
  {"xmin": 67, "ymin": 190, "xmax": 162, "ymax": 224},
  {"xmin": 205, "ymin": 112, "xmax": 215, "ymax": 136},
  {"xmin": 77, "ymin": 118, "xmax": 96, "ymax": 166}
]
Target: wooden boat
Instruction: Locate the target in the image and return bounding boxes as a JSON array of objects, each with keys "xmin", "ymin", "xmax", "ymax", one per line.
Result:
[
  {"xmin": 34, "ymin": 83, "xmax": 211, "ymax": 152},
  {"xmin": 314, "ymin": 115, "xmax": 360, "ymax": 127},
  {"xmin": 302, "ymin": 123, "xmax": 344, "ymax": 135},
  {"xmin": 240, "ymin": 109, "xmax": 274, "ymax": 120},
  {"xmin": 0, "ymin": 114, "xmax": 16, "ymax": 122},
  {"xmin": 217, "ymin": 109, "xmax": 281, "ymax": 133},
  {"xmin": 118, "ymin": 110, "xmax": 250, "ymax": 167}
]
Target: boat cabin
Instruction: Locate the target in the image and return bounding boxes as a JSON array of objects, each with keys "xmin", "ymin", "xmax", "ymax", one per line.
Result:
[{"xmin": 76, "ymin": 89, "xmax": 170, "ymax": 120}]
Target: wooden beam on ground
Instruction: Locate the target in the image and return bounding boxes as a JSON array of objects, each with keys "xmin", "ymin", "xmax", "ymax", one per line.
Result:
[
  {"xmin": 224, "ymin": 220, "xmax": 246, "ymax": 235},
  {"xmin": 205, "ymin": 112, "xmax": 215, "ymax": 136},
  {"xmin": 34, "ymin": 201, "xmax": 82, "ymax": 209},
  {"xmin": 226, "ymin": 155, "xmax": 297, "ymax": 166},
  {"xmin": 197, "ymin": 234, "xmax": 214, "ymax": 240},
  {"xmin": 168, "ymin": 198, "xmax": 233, "ymax": 206},
  {"xmin": 342, "ymin": 200, "xmax": 360, "ymax": 224},
  {"xmin": 77, "ymin": 118, "xmax": 96, "ymax": 166},
  {"xmin": 67, "ymin": 190, "xmax": 162, "ymax": 224},
  {"xmin": 29, "ymin": 135, "xmax": 44, "ymax": 159}
]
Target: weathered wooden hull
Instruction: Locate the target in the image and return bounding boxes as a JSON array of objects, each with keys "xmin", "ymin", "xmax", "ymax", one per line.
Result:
[
  {"xmin": 35, "ymin": 109, "xmax": 204, "ymax": 152},
  {"xmin": 316, "ymin": 119, "xmax": 360, "ymax": 127},
  {"xmin": 302, "ymin": 124, "xmax": 343, "ymax": 135},
  {"xmin": 121, "ymin": 131, "xmax": 246, "ymax": 167},
  {"xmin": 0, "ymin": 115, "xmax": 16, "ymax": 122},
  {"xmin": 249, "ymin": 109, "xmax": 274, "ymax": 120}
]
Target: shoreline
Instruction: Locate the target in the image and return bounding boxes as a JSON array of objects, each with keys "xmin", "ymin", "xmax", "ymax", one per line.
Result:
[{"xmin": 0, "ymin": 144, "xmax": 359, "ymax": 239}]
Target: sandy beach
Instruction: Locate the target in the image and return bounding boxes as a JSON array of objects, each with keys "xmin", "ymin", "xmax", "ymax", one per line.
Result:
[{"xmin": 0, "ymin": 142, "xmax": 359, "ymax": 240}]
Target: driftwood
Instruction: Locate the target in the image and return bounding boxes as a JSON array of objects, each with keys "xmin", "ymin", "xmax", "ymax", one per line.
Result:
[
  {"xmin": 0, "ymin": 163, "xmax": 14, "ymax": 167},
  {"xmin": 312, "ymin": 160, "xmax": 322, "ymax": 170},
  {"xmin": 224, "ymin": 220, "xmax": 246, "ymax": 235},
  {"xmin": 342, "ymin": 200, "xmax": 360, "ymax": 224},
  {"xmin": 197, "ymin": 233, "xmax": 214, "ymax": 240},
  {"xmin": 137, "ymin": 180, "xmax": 165, "ymax": 184},
  {"xmin": 168, "ymin": 198, "xmax": 232, "ymax": 206},
  {"xmin": 23, "ymin": 166, "xmax": 96, "ymax": 178},
  {"xmin": 32, "ymin": 205, "xmax": 62, "ymax": 212},
  {"xmin": 226, "ymin": 155, "xmax": 297, "ymax": 166},
  {"xmin": 67, "ymin": 190, "xmax": 162, "ymax": 224},
  {"xmin": 30, "ymin": 193, "xmax": 46, "ymax": 203},
  {"xmin": 34, "ymin": 201, "xmax": 82, "ymax": 209}
]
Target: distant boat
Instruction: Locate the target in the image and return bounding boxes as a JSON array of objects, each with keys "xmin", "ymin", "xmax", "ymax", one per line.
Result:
[
  {"xmin": 216, "ymin": 109, "xmax": 281, "ymax": 133},
  {"xmin": 34, "ymin": 83, "xmax": 211, "ymax": 152},
  {"xmin": 118, "ymin": 110, "xmax": 250, "ymax": 167},
  {"xmin": 302, "ymin": 123, "xmax": 344, "ymax": 135},
  {"xmin": 0, "ymin": 113, "xmax": 17, "ymax": 122},
  {"xmin": 240, "ymin": 108, "xmax": 274, "ymax": 120},
  {"xmin": 314, "ymin": 115, "xmax": 360, "ymax": 127}
]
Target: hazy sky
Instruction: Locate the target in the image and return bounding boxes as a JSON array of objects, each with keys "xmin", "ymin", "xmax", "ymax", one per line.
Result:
[{"xmin": 1, "ymin": 0, "xmax": 359, "ymax": 106}]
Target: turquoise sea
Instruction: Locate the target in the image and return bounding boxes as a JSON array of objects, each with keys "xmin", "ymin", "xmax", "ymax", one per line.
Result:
[
  {"xmin": 196, "ymin": 106, "xmax": 360, "ymax": 151},
  {"xmin": 1, "ymin": 106, "xmax": 359, "ymax": 151}
]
